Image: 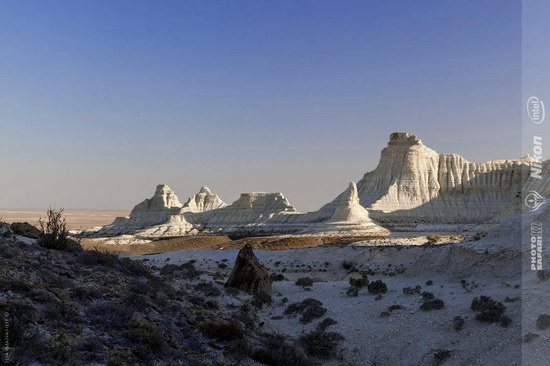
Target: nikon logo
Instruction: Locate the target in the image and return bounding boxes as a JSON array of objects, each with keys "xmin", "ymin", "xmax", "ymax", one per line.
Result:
[{"xmin": 531, "ymin": 136, "xmax": 543, "ymax": 180}]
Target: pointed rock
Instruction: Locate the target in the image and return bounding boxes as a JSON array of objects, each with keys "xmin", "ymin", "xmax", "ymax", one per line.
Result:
[
  {"xmin": 329, "ymin": 182, "xmax": 371, "ymax": 222},
  {"xmin": 130, "ymin": 184, "xmax": 182, "ymax": 216},
  {"xmin": 181, "ymin": 186, "xmax": 227, "ymax": 213},
  {"xmin": 225, "ymin": 244, "xmax": 272, "ymax": 295}
]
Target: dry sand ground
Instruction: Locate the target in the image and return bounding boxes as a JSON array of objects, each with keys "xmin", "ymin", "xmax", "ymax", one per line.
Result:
[
  {"xmin": 80, "ymin": 234, "xmax": 464, "ymax": 255},
  {"xmin": 119, "ymin": 234, "xmax": 546, "ymax": 366},
  {"xmin": 0, "ymin": 208, "xmax": 128, "ymax": 229}
]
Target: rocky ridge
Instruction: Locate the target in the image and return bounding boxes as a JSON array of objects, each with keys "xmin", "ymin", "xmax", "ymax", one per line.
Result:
[{"xmin": 92, "ymin": 132, "xmax": 549, "ymax": 238}]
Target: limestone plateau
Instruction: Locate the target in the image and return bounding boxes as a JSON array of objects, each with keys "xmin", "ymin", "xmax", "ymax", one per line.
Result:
[{"xmin": 94, "ymin": 132, "xmax": 549, "ymax": 237}]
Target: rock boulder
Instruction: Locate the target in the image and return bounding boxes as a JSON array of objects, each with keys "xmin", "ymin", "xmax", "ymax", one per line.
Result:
[
  {"xmin": 225, "ymin": 244, "xmax": 272, "ymax": 295},
  {"xmin": 10, "ymin": 222, "xmax": 41, "ymax": 239}
]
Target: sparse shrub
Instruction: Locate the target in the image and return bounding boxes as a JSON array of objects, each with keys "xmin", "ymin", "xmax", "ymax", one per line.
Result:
[
  {"xmin": 44, "ymin": 300, "xmax": 78, "ymax": 323},
  {"xmin": 128, "ymin": 279, "xmax": 151, "ymax": 295},
  {"xmin": 301, "ymin": 304, "xmax": 327, "ymax": 323},
  {"xmin": 2, "ymin": 278, "xmax": 32, "ymax": 293},
  {"xmin": 252, "ymin": 334, "xmax": 314, "ymax": 366},
  {"xmin": 349, "ymin": 272, "xmax": 369, "ymax": 288},
  {"xmin": 87, "ymin": 303, "xmax": 134, "ymax": 330},
  {"xmin": 346, "ymin": 287, "xmax": 359, "ymax": 297},
  {"xmin": 189, "ymin": 294, "xmax": 219, "ymax": 309},
  {"xmin": 367, "ymin": 280, "xmax": 388, "ymax": 295},
  {"xmin": 420, "ymin": 298, "xmax": 444, "ymax": 311},
  {"xmin": 79, "ymin": 249, "xmax": 151, "ymax": 277},
  {"xmin": 251, "ymin": 291, "xmax": 272, "ymax": 308},
  {"xmin": 434, "ymin": 349, "xmax": 451, "ymax": 365},
  {"xmin": 537, "ymin": 270, "xmax": 550, "ymax": 281},
  {"xmin": 523, "ymin": 332, "xmax": 540, "ymax": 343},
  {"xmin": 422, "ymin": 291, "xmax": 434, "ymax": 300},
  {"xmin": 317, "ymin": 318, "xmax": 337, "ymax": 331},
  {"xmin": 270, "ymin": 273, "xmax": 285, "ymax": 282},
  {"xmin": 118, "ymin": 257, "xmax": 151, "ymax": 277},
  {"xmin": 159, "ymin": 263, "xmax": 180, "ymax": 276},
  {"xmin": 126, "ymin": 292, "xmax": 148, "ymax": 311},
  {"xmin": 471, "ymin": 296, "xmax": 506, "ymax": 324},
  {"xmin": 71, "ymin": 286, "xmax": 99, "ymax": 301},
  {"xmin": 37, "ymin": 208, "xmax": 77, "ymax": 250},
  {"xmin": 299, "ymin": 329, "xmax": 345, "ymax": 359},
  {"xmin": 453, "ymin": 316, "xmax": 464, "ymax": 331},
  {"xmin": 180, "ymin": 261, "xmax": 202, "ymax": 280},
  {"xmin": 295, "ymin": 277, "xmax": 314, "ymax": 288},
  {"xmin": 78, "ymin": 249, "xmax": 119, "ymax": 267},
  {"xmin": 342, "ymin": 261, "xmax": 355, "ymax": 271},
  {"xmin": 403, "ymin": 285, "xmax": 421, "ymax": 295},
  {"xmin": 285, "ymin": 298, "xmax": 327, "ymax": 324},
  {"xmin": 107, "ymin": 349, "xmax": 139, "ymax": 366},
  {"xmin": 426, "ymin": 280, "xmax": 433, "ymax": 286},
  {"xmin": 194, "ymin": 282, "xmax": 221, "ymax": 297},
  {"xmin": 201, "ymin": 321, "xmax": 244, "ymax": 341},
  {"xmin": 127, "ymin": 314, "xmax": 166, "ymax": 357},
  {"xmin": 500, "ymin": 315, "xmax": 512, "ymax": 327},
  {"xmin": 536, "ymin": 314, "xmax": 550, "ymax": 330}
]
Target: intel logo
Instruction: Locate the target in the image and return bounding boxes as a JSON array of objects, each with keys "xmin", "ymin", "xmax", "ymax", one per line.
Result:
[{"xmin": 527, "ymin": 96, "xmax": 545, "ymax": 124}]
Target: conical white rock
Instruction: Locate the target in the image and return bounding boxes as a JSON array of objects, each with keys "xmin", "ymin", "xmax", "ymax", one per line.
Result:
[
  {"xmin": 92, "ymin": 131, "xmax": 549, "ymax": 238},
  {"xmin": 180, "ymin": 186, "xmax": 227, "ymax": 213},
  {"xmin": 130, "ymin": 184, "xmax": 182, "ymax": 216}
]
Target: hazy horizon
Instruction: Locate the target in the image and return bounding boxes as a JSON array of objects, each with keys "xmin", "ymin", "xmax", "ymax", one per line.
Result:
[{"xmin": 0, "ymin": 1, "xmax": 522, "ymax": 211}]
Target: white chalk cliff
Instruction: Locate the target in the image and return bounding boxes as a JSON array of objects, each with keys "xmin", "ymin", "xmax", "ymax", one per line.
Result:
[
  {"xmin": 94, "ymin": 132, "xmax": 549, "ymax": 237},
  {"xmin": 357, "ymin": 133, "xmax": 550, "ymax": 226},
  {"xmin": 180, "ymin": 186, "xmax": 227, "ymax": 213}
]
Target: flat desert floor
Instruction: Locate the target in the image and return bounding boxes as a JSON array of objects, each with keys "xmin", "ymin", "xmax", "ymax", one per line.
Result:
[
  {"xmin": 129, "ymin": 237, "xmax": 538, "ymax": 366},
  {"xmin": 0, "ymin": 208, "xmax": 128, "ymax": 229}
]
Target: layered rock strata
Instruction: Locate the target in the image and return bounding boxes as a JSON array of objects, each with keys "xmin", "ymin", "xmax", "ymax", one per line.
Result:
[{"xmin": 93, "ymin": 132, "xmax": 549, "ymax": 237}]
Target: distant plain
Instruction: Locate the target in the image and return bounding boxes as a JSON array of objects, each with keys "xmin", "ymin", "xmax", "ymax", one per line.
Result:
[{"xmin": 0, "ymin": 208, "xmax": 129, "ymax": 229}]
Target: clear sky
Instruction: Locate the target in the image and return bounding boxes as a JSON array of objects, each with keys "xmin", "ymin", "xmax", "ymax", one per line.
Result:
[{"xmin": 0, "ymin": 0, "xmax": 522, "ymax": 212}]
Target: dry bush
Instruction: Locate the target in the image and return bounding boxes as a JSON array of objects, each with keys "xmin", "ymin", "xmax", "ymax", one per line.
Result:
[
  {"xmin": 252, "ymin": 334, "xmax": 315, "ymax": 366},
  {"xmin": 299, "ymin": 329, "xmax": 345, "ymax": 359},
  {"xmin": 37, "ymin": 208, "xmax": 79, "ymax": 250}
]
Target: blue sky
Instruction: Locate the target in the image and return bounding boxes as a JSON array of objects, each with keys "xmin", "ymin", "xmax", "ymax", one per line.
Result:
[{"xmin": 0, "ymin": 0, "xmax": 523, "ymax": 211}]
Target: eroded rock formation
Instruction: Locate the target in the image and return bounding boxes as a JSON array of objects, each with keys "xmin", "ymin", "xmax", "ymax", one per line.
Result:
[
  {"xmin": 357, "ymin": 132, "xmax": 550, "ymax": 226},
  {"xmin": 225, "ymin": 244, "xmax": 272, "ymax": 295},
  {"xmin": 92, "ymin": 132, "xmax": 549, "ymax": 238},
  {"xmin": 180, "ymin": 186, "xmax": 227, "ymax": 213}
]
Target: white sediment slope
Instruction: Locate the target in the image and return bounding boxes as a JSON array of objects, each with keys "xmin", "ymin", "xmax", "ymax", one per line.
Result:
[
  {"xmin": 358, "ymin": 133, "xmax": 550, "ymax": 226},
  {"xmin": 92, "ymin": 132, "xmax": 549, "ymax": 238},
  {"xmin": 137, "ymin": 202, "xmax": 550, "ymax": 365}
]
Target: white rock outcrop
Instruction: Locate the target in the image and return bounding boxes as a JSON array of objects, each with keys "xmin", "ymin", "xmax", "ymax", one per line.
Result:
[
  {"xmin": 180, "ymin": 186, "xmax": 227, "ymax": 213},
  {"xmin": 92, "ymin": 132, "xmax": 549, "ymax": 238},
  {"xmin": 192, "ymin": 192, "xmax": 304, "ymax": 235},
  {"xmin": 357, "ymin": 132, "xmax": 550, "ymax": 226},
  {"xmin": 96, "ymin": 184, "xmax": 190, "ymax": 236},
  {"xmin": 130, "ymin": 184, "xmax": 182, "ymax": 215}
]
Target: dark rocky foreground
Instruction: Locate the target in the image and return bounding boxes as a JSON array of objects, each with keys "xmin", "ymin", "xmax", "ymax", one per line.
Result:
[{"xmin": 0, "ymin": 224, "xmax": 341, "ymax": 366}]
